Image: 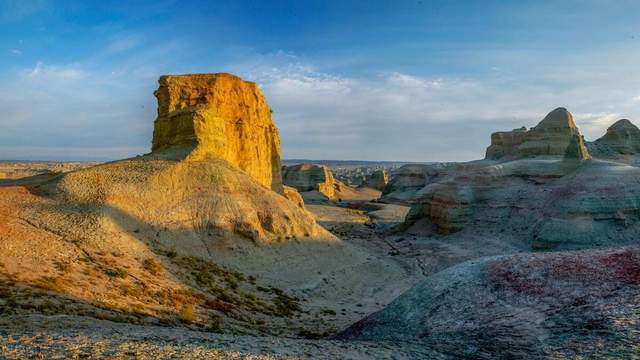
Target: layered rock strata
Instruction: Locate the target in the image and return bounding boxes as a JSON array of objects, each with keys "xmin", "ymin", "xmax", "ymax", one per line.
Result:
[
  {"xmin": 151, "ymin": 73, "xmax": 283, "ymax": 192},
  {"xmin": 486, "ymin": 108, "xmax": 585, "ymax": 160}
]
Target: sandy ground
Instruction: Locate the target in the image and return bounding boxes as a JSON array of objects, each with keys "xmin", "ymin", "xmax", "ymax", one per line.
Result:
[
  {"xmin": 0, "ymin": 177, "xmax": 432, "ymax": 358},
  {"xmin": 0, "ymin": 315, "xmax": 447, "ymax": 359}
]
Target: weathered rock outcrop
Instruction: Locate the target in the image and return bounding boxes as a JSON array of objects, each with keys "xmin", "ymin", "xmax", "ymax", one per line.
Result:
[
  {"xmin": 49, "ymin": 73, "xmax": 332, "ymax": 246},
  {"xmin": 404, "ymin": 156, "xmax": 640, "ymax": 248},
  {"xmin": 338, "ymin": 248, "xmax": 640, "ymax": 358},
  {"xmin": 485, "ymin": 108, "xmax": 585, "ymax": 160},
  {"xmin": 592, "ymin": 119, "xmax": 640, "ymax": 155},
  {"xmin": 151, "ymin": 73, "xmax": 283, "ymax": 192},
  {"xmin": 282, "ymin": 164, "xmax": 341, "ymax": 199},
  {"xmin": 516, "ymin": 107, "xmax": 581, "ymax": 157},
  {"xmin": 380, "ymin": 163, "xmax": 452, "ymax": 203},
  {"xmin": 485, "ymin": 126, "xmax": 527, "ymax": 159},
  {"xmin": 361, "ymin": 169, "xmax": 388, "ymax": 191}
]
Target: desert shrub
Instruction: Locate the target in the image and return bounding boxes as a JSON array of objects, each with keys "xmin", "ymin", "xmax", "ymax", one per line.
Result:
[
  {"xmin": 320, "ymin": 308, "xmax": 336, "ymax": 316},
  {"xmin": 204, "ymin": 298, "xmax": 235, "ymax": 314},
  {"xmin": 298, "ymin": 329, "xmax": 329, "ymax": 339},
  {"xmin": 35, "ymin": 276, "xmax": 67, "ymax": 292},
  {"xmin": 179, "ymin": 304, "xmax": 196, "ymax": 323},
  {"xmin": 166, "ymin": 249, "xmax": 178, "ymax": 258},
  {"xmin": 105, "ymin": 268, "xmax": 128, "ymax": 279},
  {"xmin": 142, "ymin": 258, "xmax": 163, "ymax": 275}
]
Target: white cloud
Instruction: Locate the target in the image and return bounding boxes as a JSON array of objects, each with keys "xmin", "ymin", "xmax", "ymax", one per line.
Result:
[
  {"xmin": 574, "ymin": 112, "xmax": 623, "ymax": 140},
  {"xmin": 0, "ymin": 62, "xmax": 155, "ymax": 161},
  {"xmin": 9, "ymin": 48, "xmax": 22, "ymax": 55},
  {"xmin": 3, "ymin": 38, "xmax": 640, "ymax": 162},
  {"xmin": 23, "ymin": 62, "xmax": 86, "ymax": 80},
  {"xmin": 222, "ymin": 47, "xmax": 640, "ymax": 161}
]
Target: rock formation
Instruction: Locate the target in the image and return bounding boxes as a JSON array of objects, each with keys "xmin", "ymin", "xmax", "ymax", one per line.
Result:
[
  {"xmin": 282, "ymin": 185, "xmax": 305, "ymax": 209},
  {"xmin": 361, "ymin": 169, "xmax": 388, "ymax": 191},
  {"xmin": 563, "ymin": 134, "xmax": 591, "ymax": 161},
  {"xmin": 48, "ymin": 73, "xmax": 332, "ymax": 245},
  {"xmin": 516, "ymin": 107, "xmax": 581, "ymax": 157},
  {"xmin": 338, "ymin": 247, "xmax": 640, "ymax": 358},
  {"xmin": 282, "ymin": 163, "xmax": 342, "ymax": 199},
  {"xmin": 592, "ymin": 119, "xmax": 640, "ymax": 155},
  {"xmin": 485, "ymin": 108, "xmax": 584, "ymax": 160},
  {"xmin": 151, "ymin": 73, "xmax": 283, "ymax": 192},
  {"xmin": 380, "ymin": 163, "xmax": 452, "ymax": 203},
  {"xmin": 485, "ymin": 126, "xmax": 527, "ymax": 159}
]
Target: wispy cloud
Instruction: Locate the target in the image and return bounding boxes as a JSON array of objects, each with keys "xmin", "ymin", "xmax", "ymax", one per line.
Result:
[{"xmin": 224, "ymin": 49, "xmax": 640, "ymax": 161}]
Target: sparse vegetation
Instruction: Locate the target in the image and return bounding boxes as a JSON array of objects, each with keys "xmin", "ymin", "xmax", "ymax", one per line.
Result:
[
  {"xmin": 105, "ymin": 268, "xmax": 128, "ymax": 279},
  {"xmin": 142, "ymin": 258, "xmax": 163, "ymax": 276},
  {"xmin": 179, "ymin": 304, "xmax": 196, "ymax": 323}
]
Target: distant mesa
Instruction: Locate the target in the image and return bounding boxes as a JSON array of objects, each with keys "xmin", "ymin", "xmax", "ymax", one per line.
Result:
[
  {"xmin": 592, "ymin": 118, "xmax": 640, "ymax": 155},
  {"xmin": 282, "ymin": 163, "xmax": 343, "ymax": 199},
  {"xmin": 152, "ymin": 73, "xmax": 283, "ymax": 192},
  {"xmin": 486, "ymin": 107, "xmax": 587, "ymax": 160}
]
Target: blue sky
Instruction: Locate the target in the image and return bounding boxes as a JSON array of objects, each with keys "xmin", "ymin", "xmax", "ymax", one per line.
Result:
[{"xmin": 2, "ymin": 0, "xmax": 640, "ymax": 161}]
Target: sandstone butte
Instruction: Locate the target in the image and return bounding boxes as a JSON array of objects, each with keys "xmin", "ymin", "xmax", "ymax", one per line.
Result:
[
  {"xmin": 45, "ymin": 73, "xmax": 330, "ymax": 246},
  {"xmin": 282, "ymin": 163, "xmax": 341, "ymax": 199},
  {"xmin": 152, "ymin": 73, "xmax": 283, "ymax": 192},
  {"xmin": 485, "ymin": 107, "xmax": 584, "ymax": 160}
]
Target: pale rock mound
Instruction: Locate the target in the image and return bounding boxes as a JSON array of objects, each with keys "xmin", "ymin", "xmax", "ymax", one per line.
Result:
[
  {"xmin": 282, "ymin": 164, "xmax": 342, "ymax": 199},
  {"xmin": 516, "ymin": 107, "xmax": 581, "ymax": 157},
  {"xmin": 485, "ymin": 108, "xmax": 584, "ymax": 160},
  {"xmin": 339, "ymin": 248, "xmax": 640, "ymax": 358},
  {"xmin": 361, "ymin": 169, "xmax": 388, "ymax": 191},
  {"xmin": 381, "ymin": 163, "xmax": 452, "ymax": 204},
  {"xmin": 592, "ymin": 119, "xmax": 640, "ymax": 155},
  {"xmin": 151, "ymin": 73, "xmax": 283, "ymax": 192},
  {"xmin": 54, "ymin": 153, "xmax": 330, "ymax": 245},
  {"xmin": 404, "ymin": 157, "xmax": 640, "ymax": 248}
]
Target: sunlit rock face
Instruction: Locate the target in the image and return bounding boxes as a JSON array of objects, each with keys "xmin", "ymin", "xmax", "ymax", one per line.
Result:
[
  {"xmin": 51, "ymin": 73, "xmax": 333, "ymax": 248},
  {"xmin": 563, "ymin": 134, "xmax": 591, "ymax": 161},
  {"xmin": 151, "ymin": 73, "xmax": 283, "ymax": 192}
]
